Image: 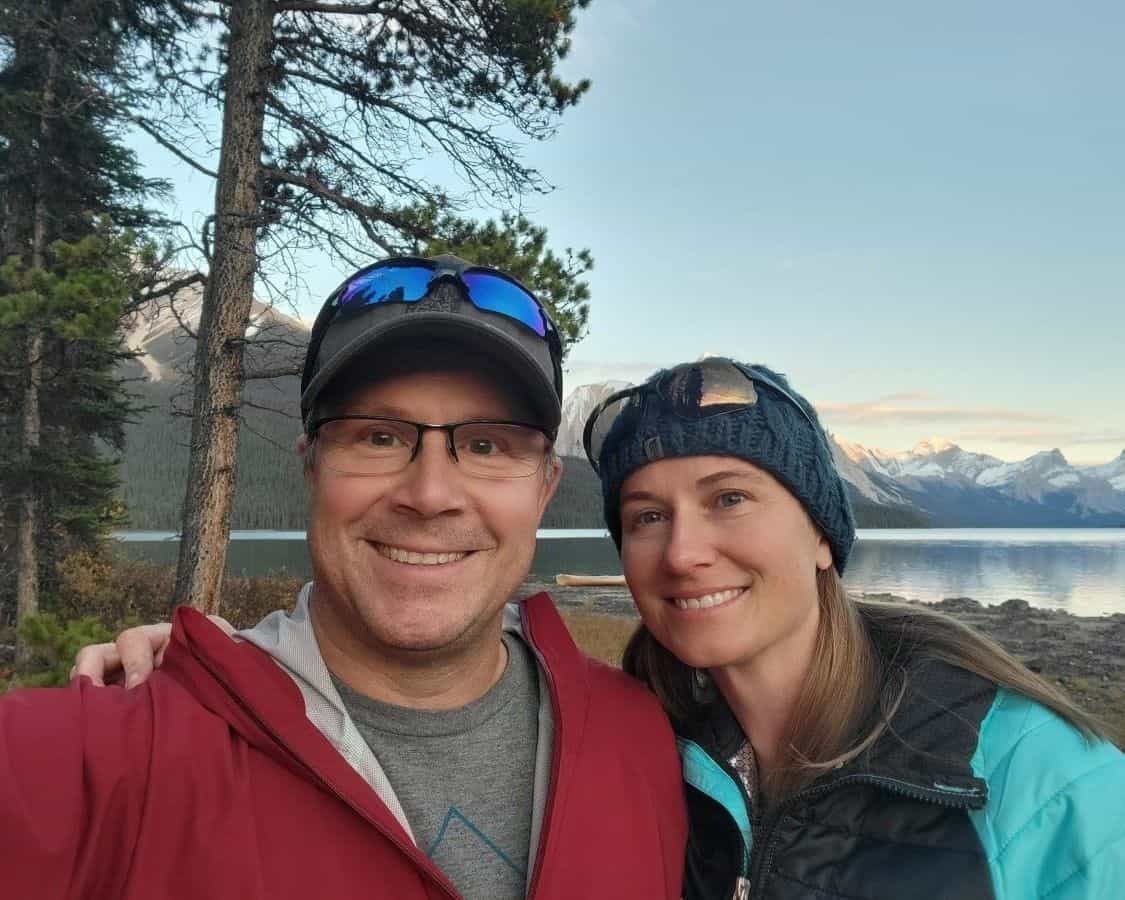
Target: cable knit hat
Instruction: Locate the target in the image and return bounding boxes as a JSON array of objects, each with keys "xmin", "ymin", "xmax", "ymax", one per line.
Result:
[{"xmin": 593, "ymin": 359, "xmax": 856, "ymax": 573}]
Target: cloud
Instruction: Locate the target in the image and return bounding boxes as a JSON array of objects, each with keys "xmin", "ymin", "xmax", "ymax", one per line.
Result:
[
  {"xmin": 818, "ymin": 392, "xmax": 1067, "ymax": 427},
  {"xmin": 953, "ymin": 426, "xmax": 1125, "ymax": 447}
]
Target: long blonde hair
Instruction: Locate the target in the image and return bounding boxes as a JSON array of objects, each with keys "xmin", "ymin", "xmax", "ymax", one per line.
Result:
[{"xmin": 623, "ymin": 567, "xmax": 1111, "ymax": 803}]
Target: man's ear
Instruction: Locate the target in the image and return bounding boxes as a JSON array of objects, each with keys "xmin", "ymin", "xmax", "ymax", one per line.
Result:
[
  {"xmin": 296, "ymin": 432, "xmax": 314, "ymax": 484},
  {"xmin": 539, "ymin": 454, "xmax": 563, "ymax": 514}
]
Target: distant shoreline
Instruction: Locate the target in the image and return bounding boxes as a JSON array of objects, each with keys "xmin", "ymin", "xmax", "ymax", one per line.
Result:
[{"xmin": 113, "ymin": 526, "xmax": 1125, "ymax": 542}]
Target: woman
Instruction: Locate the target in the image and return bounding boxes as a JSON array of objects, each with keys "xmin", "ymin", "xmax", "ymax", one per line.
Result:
[{"xmin": 583, "ymin": 356, "xmax": 1124, "ymax": 900}]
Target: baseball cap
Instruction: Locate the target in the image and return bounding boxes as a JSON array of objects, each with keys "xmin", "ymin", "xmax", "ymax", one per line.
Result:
[{"xmin": 300, "ymin": 255, "xmax": 564, "ymax": 435}]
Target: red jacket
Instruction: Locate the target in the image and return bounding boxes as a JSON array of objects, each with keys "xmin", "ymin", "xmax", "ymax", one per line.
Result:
[{"xmin": 0, "ymin": 593, "xmax": 686, "ymax": 899}]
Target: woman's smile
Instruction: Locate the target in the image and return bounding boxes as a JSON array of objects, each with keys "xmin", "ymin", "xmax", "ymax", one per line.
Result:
[{"xmin": 669, "ymin": 587, "xmax": 746, "ymax": 612}]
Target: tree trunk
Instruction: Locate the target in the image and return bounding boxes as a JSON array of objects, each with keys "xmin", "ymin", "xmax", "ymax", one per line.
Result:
[
  {"xmin": 173, "ymin": 0, "xmax": 274, "ymax": 615},
  {"xmin": 14, "ymin": 331, "xmax": 42, "ymax": 664},
  {"xmin": 14, "ymin": 45, "xmax": 57, "ymax": 664}
]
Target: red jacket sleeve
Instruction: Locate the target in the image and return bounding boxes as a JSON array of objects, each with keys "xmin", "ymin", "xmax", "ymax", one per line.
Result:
[
  {"xmin": 587, "ymin": 659, "xmax": 688, "ymax": 898},
  {"xmin": 629, "ymin": 678, "xmax": 688, "ymax": 897},
  {"xmin": 0, "ymin": 678, "xmax": 153, "ymax": 900},
  {"xmin": 650, "ymin": 703, "xmax": 688, "ymax": 896}
]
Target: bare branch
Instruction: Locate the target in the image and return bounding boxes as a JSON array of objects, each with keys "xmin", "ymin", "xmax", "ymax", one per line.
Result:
[
  {"xmin": 238, "ymin": 410, "xmax": 299, "ymax": 456},
  {"xmin": 244, "ymin": 365, "xmax": 302, "ymax": 381},
  {"xmin": 134, "ymin": 271, "xmax": 207, "ymax": 305},
  {"xmin": 262, "ymin": 167, "xmax": 428, "ymax": 253},
  {"xmin": 277, "ymin": 2, "xmax": 387, "ymax": 12},
  {"xmin": 131, "ymin": 117, "xmax": 219, "ymax": 179},
  {"xmin": 167, "ymin": 293, "xmax": 199, "ymax": 341}
]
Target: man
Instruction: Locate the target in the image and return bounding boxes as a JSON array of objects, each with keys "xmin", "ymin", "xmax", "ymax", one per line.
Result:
[{"xmin": 0, "ymin": 256, "xmax": 686, "ymax": 899}]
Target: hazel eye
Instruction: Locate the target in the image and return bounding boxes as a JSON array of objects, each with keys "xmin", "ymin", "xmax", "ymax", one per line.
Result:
[
  {"xmin": 365, "ymin": 430, "xmax": 400, "ymax": 448},
  {"xmin": 629, "ymin": 509, "xmax": 666, "ymax": 529},
  {"xmin": 466, "ymin": 438, "xmax": 499, "ymax": 456}
]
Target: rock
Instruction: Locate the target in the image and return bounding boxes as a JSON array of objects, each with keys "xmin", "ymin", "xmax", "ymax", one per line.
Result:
[
  {"xmin": 933, "ymin": 597, "xmax": 983, "ymax": 613},
  {"xmin": 858, "ymin": 592, "xmax": 911, "ymax": 604}
]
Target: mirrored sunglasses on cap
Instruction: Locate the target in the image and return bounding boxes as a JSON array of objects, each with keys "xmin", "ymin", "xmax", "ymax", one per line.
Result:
[
  {"xmin": 301, "ymin": 257, "xmax": 563, "ymax": 406},
  {"xmin": 330, "ymin": 257, "xmax": 556, "ymax": 336},
  {"xmin": 582, "ymin": 358, "xmax": 820, "ymax": 472}
]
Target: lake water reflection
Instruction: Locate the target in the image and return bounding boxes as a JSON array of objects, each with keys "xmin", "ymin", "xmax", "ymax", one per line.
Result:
[
  {"xmin": 846, "ymin": 529, "xmax": 1125, "ymax": 617},
  {"xmin": 115, "ymin": 528, "xmax": 1125, "ymax": 617}
]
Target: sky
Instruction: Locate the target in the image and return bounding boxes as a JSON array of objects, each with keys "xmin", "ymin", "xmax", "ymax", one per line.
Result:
[{"xmin": 136, "ymin": 1, "xmax": 1125, "ymax": 465}]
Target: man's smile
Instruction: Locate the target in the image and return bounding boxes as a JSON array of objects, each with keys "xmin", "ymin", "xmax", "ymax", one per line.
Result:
[{"xmin": 370, "ymin": 541, "xmax": 472, "ymax": 566}]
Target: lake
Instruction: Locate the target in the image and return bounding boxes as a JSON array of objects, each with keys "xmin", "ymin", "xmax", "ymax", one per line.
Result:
[{"xmin": 114, "ymin": 528, "xmax": 1125, "ymax": 617}]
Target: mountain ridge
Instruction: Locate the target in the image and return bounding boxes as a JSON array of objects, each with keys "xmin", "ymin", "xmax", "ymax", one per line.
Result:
[{"xmin": 117, "ymin": 300, "xmax": 1125, "ymax": 528}]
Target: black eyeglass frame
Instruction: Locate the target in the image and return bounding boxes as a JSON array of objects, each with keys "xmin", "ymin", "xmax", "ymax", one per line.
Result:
[
  {"xmin": 582, "ymin": 360, "xmax": 823, "ymax": 473},
  {"xmin": 301, "ymin": 257, "xmax": 565, "ymax": 410},
  {"xmin": 309, "ymin": 414, "xmax": 556, "ymax": 478}
]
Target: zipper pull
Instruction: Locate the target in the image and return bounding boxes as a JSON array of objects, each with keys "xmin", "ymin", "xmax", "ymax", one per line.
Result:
[{"xmin": 733, "ymin": 876, "xmax": 751, "ymax": 900}]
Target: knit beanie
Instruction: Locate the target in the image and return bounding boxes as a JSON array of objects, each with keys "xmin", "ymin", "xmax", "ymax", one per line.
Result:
[{"xmin": 595, "ymin": 360, "xmax": 856, "ymax": 573}]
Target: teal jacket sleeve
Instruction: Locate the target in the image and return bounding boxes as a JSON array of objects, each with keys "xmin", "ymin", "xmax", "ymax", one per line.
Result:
[{"xmin": 968, "ymin": 688, "xmax": 1125, "ymax": 899}]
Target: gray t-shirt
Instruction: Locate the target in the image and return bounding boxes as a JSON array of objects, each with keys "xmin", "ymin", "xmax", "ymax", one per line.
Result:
[{"xmin": 334, "ymin": 634, "xmax": 539, "ymax": 900}]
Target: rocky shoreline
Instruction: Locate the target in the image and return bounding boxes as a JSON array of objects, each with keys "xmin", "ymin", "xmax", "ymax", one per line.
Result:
[{"xmin": 522, "ymin": 580, "xmax": 1125, "ymax": 744}]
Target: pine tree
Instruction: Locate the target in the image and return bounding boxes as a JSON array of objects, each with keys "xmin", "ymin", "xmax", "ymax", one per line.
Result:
[
  {"xmin": 423, "ymin": 213, "xmax": 592, "ymax": 356},
  {"xmin": 0, "ymin": 1, "xmax": 167, "ymax": 655},
  {"xmin": 124, "ymin": 1, "xmax": 594, "ymax": 613}
]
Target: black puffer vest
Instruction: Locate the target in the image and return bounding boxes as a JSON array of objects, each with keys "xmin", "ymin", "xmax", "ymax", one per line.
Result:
[{"xmin": 679, "ymin": 660, "xmax": 997, "ymax": 900}]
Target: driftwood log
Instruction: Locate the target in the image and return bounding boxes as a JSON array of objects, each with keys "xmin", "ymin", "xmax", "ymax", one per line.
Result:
[{"xmin": 555, "ymin": 574, "xmax": 627, "ymax": 587}]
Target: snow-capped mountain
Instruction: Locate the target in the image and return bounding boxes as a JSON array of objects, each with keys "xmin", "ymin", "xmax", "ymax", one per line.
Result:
[
  {"xmin": 558, "ymin": 381, "xmax": 1125, "ymax": 527},
  {"xmin": 841, "ymin": 439, "xmax": 1125, "ymax": 526},
  {"xmin": 829, "ymin": 436, "xmax": 913, "ymax": 508},
  {"xmin": 1087, "ymin": 451, "xmax": 1125, "ymax": 492},
  {"xmin": 882, "ymin": 441, "xmax": 1002, "ymax": 483},
  {"xmin": 556, "ymin": 380, "xmax": 631, "ymax": 457},
  {"xmin": 121, "ymin": 273, "xmax": 309, "ymax": 383},
  {"xmin": 122, "ymin": 294, "xmax": 1125, "ymax": 530}
]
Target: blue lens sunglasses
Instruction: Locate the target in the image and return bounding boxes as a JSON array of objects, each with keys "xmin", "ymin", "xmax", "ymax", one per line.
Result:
[{"xmin": 302, "ymin": 257, "xmax": 562, "ymax": 398}]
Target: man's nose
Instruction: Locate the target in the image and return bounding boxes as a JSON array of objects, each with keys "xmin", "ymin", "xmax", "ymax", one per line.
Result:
[{"xmin": 389, "ymin": 430, "xmax": 467, "ymax": 517}]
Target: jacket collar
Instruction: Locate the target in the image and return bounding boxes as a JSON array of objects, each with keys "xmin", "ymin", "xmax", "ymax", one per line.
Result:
[
  {"xmin": 159, "ymin": 586, "xmax": 584, "ymax": 888},
  {"xmin": 680, "ymin": 658, "xmax": 993, "ymax": 809}
]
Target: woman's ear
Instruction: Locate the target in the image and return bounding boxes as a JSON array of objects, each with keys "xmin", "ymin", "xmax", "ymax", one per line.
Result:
[{"xmin": 815, "ymin": 533, "xmax": 833, "ymax": 571}]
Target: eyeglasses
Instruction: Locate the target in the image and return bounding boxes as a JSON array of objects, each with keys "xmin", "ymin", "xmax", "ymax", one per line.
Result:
[
  {"xmin": 582, "ymin": 358, "xmax": 821, "ymax": 472},
  {"xmin": 310, "ymin": 416, "xmax": 553, "ymax": 479}
]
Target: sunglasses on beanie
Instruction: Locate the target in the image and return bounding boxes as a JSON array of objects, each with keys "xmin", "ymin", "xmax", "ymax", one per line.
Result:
[{"xmin": 583, "ymin": 358, "xmax": 821, "ymax": 472}]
